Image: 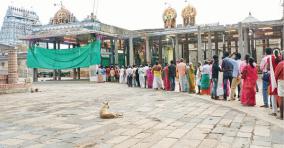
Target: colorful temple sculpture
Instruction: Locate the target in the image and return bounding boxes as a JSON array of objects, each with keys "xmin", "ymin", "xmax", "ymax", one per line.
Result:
[
  {"xmin": 163, "ymin": 7, "xmax": 177, "ymax": 29},
  {"xmin": 182, "ymin": 4, "xmax": 197, "ymax": 27}
]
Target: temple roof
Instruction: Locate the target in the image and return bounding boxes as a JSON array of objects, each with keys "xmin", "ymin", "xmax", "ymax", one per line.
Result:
[{"xmin": 242, "ymin": 12, "xmax": 259, "ymax": 23}]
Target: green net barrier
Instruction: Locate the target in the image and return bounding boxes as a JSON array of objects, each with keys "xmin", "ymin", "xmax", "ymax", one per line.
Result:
[{"xmin": 27, "ymin": 40, "xmax": 101, "ymax": 69}]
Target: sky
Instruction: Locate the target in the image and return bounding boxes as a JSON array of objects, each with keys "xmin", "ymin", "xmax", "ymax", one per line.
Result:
[{"xmin": 0, "ymin": 0, "xmax": 283, "ymax": 30}]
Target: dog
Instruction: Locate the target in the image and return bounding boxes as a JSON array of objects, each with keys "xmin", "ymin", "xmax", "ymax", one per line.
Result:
[
  {"xmin": 99, "ymin": 101, "xmax": 123, "ymax": 119},
  {"xmin": 31, "ymin": 88, "xmax": 39, "ymax": 93}
]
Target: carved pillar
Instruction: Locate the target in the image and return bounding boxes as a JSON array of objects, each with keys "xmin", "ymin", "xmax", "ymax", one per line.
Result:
[
  {"xmin": 197, "ymin": 26, "xmax": 202, "ymax": 64},
  {"xmin": 53, "ymin": 41, "xmax": 57, "ymax": 80},
  {"xmin": 158, "ymin": 36, "xmax": 163, "ymax": 64},
  {"xmin": 57, "ymin": 42, "xmax": 61, "ymax": 80},
  {"xmin": 214, "ymin": 32, "xmax": 219, "ymax": 55},
  {"xmin": 238, "ymin": 23, "xmax": 244, "ymax": 58},
  {"xmin": 174, "ymin": 35, "xmax": 179, "ymax": 63},
  {"xmin": 208, "ymin": 31, "xmax": 212, "ymax": 59},
  {"xmin": 114, "ymin": 39, "xmax": 119, "ymax": 65},
  {"xmin": 8, "ymin": 49, "xmax": 18, "ymax": 84},
  {"xmin": 145, "ymin": 36, "xmax": 151, "ymax": 64},
  {"xmin": 244, "ymin": 28, "xmax": 249, "ymax": 56},
  {"xmin": 30, "ymin": 42, "xmax": 38, "ymax": 82},
  {"xmin": 72, "ymin": 44, "xmax": 77, "ymax": 80},
  {"xmin": 184, "ymin": 34, "xmax": 189, "ymax": 62},
  {"xmin": 129, "ymin": 37, "xmax": 134, "ymax": 66}
]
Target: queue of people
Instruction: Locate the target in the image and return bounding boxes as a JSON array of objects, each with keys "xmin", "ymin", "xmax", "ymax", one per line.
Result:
[{"xmin": 96, "ymin": 48, "xmax": 284, "ymax": 120}]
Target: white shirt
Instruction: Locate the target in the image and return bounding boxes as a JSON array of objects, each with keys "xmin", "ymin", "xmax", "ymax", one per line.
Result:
[
  {"xmin": 202, "ymin": 64, "xmax": 211, "ymax": 75},
  {"xmin": 143, "ymin": 66, "xmax": 149, "ymax": 76},
  {"xmin": 260, "ymin": 55, "xmax": 269, "ymax": 73},
  {"xmin": 138, "ymin": 67, "xmax": 144, "ymax": 76},
  {"xmin": 126, "ymin": 68, "xmax": 133, "ymax": 76},
  {"xmin": 119, "ymin": 68, "xmax": 125, "ymax": 76}
]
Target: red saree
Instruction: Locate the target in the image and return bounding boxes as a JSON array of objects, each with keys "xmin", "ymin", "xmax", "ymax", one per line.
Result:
[
  {"xmin": 241, "ymin": 65, "xmax": 258, "ymax": 106},
  {"xmin": 163, "ymin": 66, "xmax": 170, "ymax": 91},
  {"xmin": 147, "ymin": 68, "xmax": 153, "ymax": 88}
]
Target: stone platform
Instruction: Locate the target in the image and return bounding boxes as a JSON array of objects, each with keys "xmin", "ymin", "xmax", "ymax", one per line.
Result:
[
  {"xmin": 0, "ymin": 81, "xmax": 283, "ymax": 148},
  {"xmin": 0, "ymin": 83, "xmax": 31, "ymax": 94}
]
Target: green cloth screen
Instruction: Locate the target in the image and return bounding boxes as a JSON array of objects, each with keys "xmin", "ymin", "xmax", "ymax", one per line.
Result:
[{"xmin": 27, "ymin": 41, "xmax": 101, "ymax": 69}]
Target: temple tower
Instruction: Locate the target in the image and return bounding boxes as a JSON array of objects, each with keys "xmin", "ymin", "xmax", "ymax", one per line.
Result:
[{"xmin": 0, "ymin": 6, "xmax": 41, "ymax": 45}]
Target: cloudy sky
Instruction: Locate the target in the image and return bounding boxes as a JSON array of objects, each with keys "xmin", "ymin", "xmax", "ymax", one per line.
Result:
[{"xmin": 0, "ymin": 0, "xmax": 282, "ymax": 30}]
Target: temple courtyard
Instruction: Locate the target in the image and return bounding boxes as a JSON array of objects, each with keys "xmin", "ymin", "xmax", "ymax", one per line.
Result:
[{"xmin": 0, "ymin": 81, "xmax": 284, "ymax": 148}]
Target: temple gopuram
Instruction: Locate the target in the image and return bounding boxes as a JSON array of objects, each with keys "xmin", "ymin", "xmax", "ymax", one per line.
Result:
[{"xmin": 20, "ymin": 3, "xmax": 284, "ymax": 82}]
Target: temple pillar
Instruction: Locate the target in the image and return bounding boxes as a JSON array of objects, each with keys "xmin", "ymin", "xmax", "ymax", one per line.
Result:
[
  {"xmin": 197, "ymin": 26, "xmax": 202, "ymax": 64},
  {"xmin": 129, "ymin": 37, "xmax": 134, "ymax": 66},
  {"xmin": 227, "ymin": 37, "xmax": 231, "ymax": 54},
  {"xmin": 53, "ymin": 42, "xmax": 57, "ymax": 80},
  {"xmin": 262, "ymin": 40, "xmax": 266, "ymax": 55},
  {"xmin": 114, "ymin": 39, "xmax": 119, "ymax": 65},
  {"xmin": 238, "ymin": 23, "xmax": 244, "ymax": 58},
  {"xmin": 174, "ymin": 35, "xmax": 179, "ymax": 63},
  {"xmin": 184, "ymin": 34, "xmax": 189, "ymax": 62},
  {"xmin": 214, "ymin": 32, "xmax": 219, "ymax": 55},
  {"xmin": 145, "ymin": 36, "xmax": 151, "ymax": 64},
  {"xmin": 30, "ymin": 42, "xmax": 38, "ymax": 82},
  {"xmin": 57, "ymin": 42, "xmax": 61, "ymax": 80},
  {"xmin": 158, "ymin": 37, "xmax": 163, "ymax": 64},
  {"xmin": 222, "ymin": 33, "xmax": 226, "ymax": 54},
  {"xmin": 8, "ymin": 49, "xmax": 18, "ymax": 84},
  {"xmin": 208, "ymin": 31, "xmax": 212, "ymax": 59},
  {"xmin": 244, "ymin": 28, "xmax": 249, "ymax": 56},
  {"xmin": 77, "ymin": 68, "xmax": 80, "ymax": 79},
  {"xmin": 266, "ymin": 39, "xmax": 269, "ymax": 47},
  {"xmin": 72, "ymin": 44, "xmax": 77, "ymax": 80}
]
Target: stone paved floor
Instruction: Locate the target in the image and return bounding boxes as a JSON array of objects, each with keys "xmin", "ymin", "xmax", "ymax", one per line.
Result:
[{"xmin": 0, "ymin": 81, "xmax": 283, "ymax": 148}]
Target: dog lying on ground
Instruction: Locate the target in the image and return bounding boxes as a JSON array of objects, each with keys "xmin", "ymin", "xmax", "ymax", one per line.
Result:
[
  {"xmin": 99, "ymin": 101, "xmax": 123, "ymax": 119},
  {"xmin": 31, "ymin": 88, "xmax": 39, "ymax": 93}
]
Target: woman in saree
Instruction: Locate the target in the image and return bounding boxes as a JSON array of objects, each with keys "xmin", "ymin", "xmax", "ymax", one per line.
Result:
[
  {"xmin": 163, "ymin": 63, "xmax": 170, "ymax": 91},
  {"xmin": 146, "ymin": 66, "xmax": 154, "ymax": 88},
  {"xmin": 200, "ymin": 61, "xmax": 211, "ymax": 95},
  {"xmin": 188, "ymin": 63, "xmax": 196, "ymax": 93},
  {"xmin": 241, "ymin": 57, "xmax": 258, "ymax": 106}
]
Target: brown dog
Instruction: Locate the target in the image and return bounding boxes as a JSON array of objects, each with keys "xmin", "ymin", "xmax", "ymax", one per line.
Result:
[{"xmin": 99, "ymin": 101, "xmax": 123, "ymax": 119}]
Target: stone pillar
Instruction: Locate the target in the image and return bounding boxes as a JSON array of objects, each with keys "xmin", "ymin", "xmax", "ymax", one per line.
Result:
[
  {"xmin": 184, "ymin": 34, "xmax": 189, "ymax": 62},
  {"xmin": 175, "ymin": 35, "xmax": 179, "ymax": 63},
  {"xmin": 222, "ymin": 33, "xmax": 226, "ymax": 54},
  {"xmin": 238, "ymin": 23, "xmax": 244, "ymax": 58},
  {"xmin": 129, "ymin": 37, "xmax": 134, "ymax": 66},
  {"xmin": 72, "ymin": 44, "xmax": 77, "ymax": 80},
  {"xmin": 145, "ymin": 36, "xmax": 151, "ymax": 64},
  {"xmin": 214, "ymin": 32, "xmax": 219, "ymax": 55},
  {"xmin": 8, "ymin": 49, "xmax": 18, "ymax": 84},
  {"xmin": 243, "ymin": 28, "xmax": 249, "ymax": 56},
  {"xmin": 77, "ymin": 68, "xmax": 80, "ymax": 79},
  {"xmin": 73, "ymin": 69, "xmax": 77, "ymax": 79},
  {"xmin": 114, "ymin": 39, "xmax": 119, "ymax": 65},
  {"xmin": 158, "ymin": 37, "xmax": 163, "ymax": 64},
  {"xmin": 197, "ymin": 26, "xmax": 202, "ymax": 64},
  {"xmin": 53, "ymin": 42, "xmax": 57, "ymax": 80},
  {"xmin": 57, "ymin": 42, "xmax": 61, "ymax": 80},
  {"xmin": 208, "ymin": 31, "xmax": 212, "ymax": 59}
]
